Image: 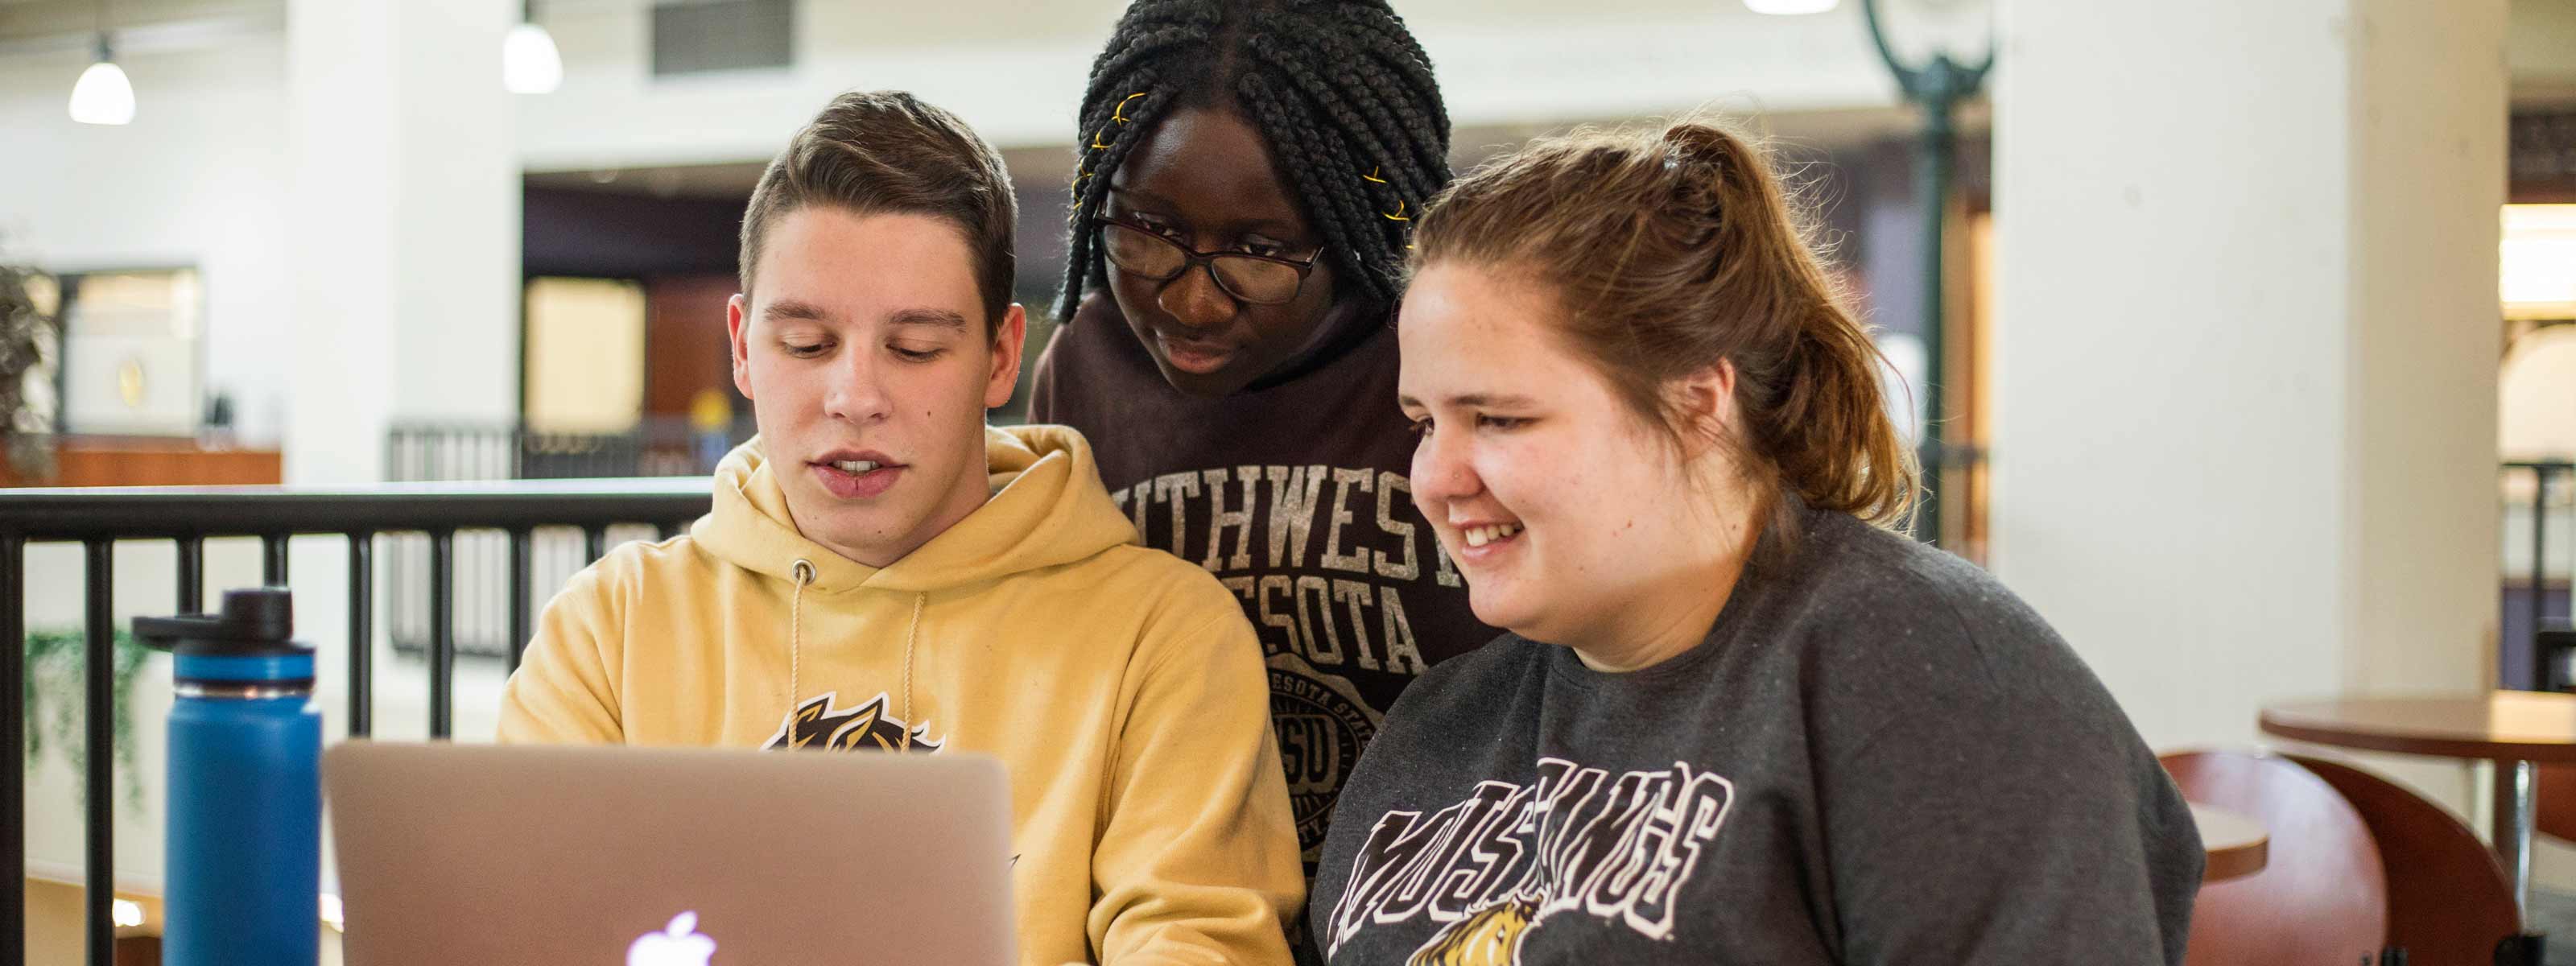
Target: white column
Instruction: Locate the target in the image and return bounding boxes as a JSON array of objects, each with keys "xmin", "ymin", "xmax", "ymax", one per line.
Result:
[
  {"xmin": 1989, "ymin": 0, "xmax": 2505, "ymax": 811},
  {"xmin": 286, "ymin": 0, "xmax": 519, "ymax": 485}
]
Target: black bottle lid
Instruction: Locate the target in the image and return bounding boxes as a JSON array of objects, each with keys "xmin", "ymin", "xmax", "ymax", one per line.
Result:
[{"xmin": 133, "ymin": 588, "xmax": 312, "ymax": 658}]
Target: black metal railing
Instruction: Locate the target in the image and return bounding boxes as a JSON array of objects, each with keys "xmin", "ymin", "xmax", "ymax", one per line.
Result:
[
  {"xmin": 386, "ymin": 417, "xmax": 758, "ymax": 483},
  {"xmin": 2507, "ymin": 460, "xmax": 2575, "ymax": 691},
  {"xmin": 0, "ymin": 479, "xmax": 711, "ymax": 966},
  {"xmin": 382, "ymin": 421, "xmax": 746, "ymax": 663}
]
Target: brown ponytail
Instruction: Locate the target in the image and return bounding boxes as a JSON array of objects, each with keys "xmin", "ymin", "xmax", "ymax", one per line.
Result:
[{"xmin": 1410, "ymin": 118, "xmax": 1918, "ymax": 530}]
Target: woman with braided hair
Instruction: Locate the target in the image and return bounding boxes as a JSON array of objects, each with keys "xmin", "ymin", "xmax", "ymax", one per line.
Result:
[{"xmin": 1028, "ymin": 0, "xmax": 1496, "ymax": 882}]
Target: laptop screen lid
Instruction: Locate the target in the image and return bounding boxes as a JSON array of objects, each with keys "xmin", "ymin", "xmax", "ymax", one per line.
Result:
[{"xmin": 325, "ymin": 742, "xmax": 1015, "ymax": 965}]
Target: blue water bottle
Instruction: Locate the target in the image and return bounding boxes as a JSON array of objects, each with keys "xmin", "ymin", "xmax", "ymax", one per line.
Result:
[{"xmin": 134, "ymin": 587, "xmax": 321, "ymax": 965}]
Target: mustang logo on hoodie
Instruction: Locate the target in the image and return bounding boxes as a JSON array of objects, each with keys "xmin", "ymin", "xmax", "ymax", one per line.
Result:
[{"xmin": 763, "ymin": 691, "xmax": 943, "ymax": 753}]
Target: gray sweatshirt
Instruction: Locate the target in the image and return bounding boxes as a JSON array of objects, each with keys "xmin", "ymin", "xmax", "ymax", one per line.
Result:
[{"xmin": 1307, "ymin": 504, "xmax": 2202, "ymax": 964}]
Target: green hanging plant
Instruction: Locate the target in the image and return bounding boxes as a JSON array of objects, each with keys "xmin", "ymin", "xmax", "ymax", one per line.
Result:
[{"xmin": 23, "ymin": 628, "xmax": 153, "ymax": 811}]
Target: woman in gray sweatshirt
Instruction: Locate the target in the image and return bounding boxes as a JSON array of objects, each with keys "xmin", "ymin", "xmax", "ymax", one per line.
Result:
[{"xmin": 1309, "ymin": 120, "xmax": 2203, "ymax": 965}]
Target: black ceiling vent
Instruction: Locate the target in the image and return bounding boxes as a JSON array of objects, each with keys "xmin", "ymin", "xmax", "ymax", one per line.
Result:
[{"xmin": 652, "ymin": 0, "xmax": 795, "ymax": 77}]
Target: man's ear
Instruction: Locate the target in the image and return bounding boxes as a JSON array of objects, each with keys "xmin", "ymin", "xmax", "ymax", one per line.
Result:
[
  {"xmin": 984, "ymin": 303, "xmax": 1030, "ymax": 410},
  {"xmin": 727, "ymin": 293, "xmax": 756, "ymax": 400}
]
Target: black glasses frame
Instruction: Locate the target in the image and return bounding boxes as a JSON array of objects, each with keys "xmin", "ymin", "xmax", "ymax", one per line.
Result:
[{"xmin": 1092, "ymin": 217, "xmax": 1328, "ymax": 306}]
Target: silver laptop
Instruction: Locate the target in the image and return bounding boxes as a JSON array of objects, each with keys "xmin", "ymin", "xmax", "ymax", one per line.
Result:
[{"xmin": 326, "ymin": 741, "xmax": 1016, "ymax": 965}]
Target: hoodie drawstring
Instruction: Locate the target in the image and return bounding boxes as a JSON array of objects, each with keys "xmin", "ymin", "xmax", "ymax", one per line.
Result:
[
  {"xmin": 788, "ymin": 559, "xmax": 815, "ymax": 729},
  {"xmin": 785, "ymin": 558, "xmax": 927, "ymax": 753},
  {"xmin": 900, "ymin": 592, "xmax": 924, "ymax": 753}
]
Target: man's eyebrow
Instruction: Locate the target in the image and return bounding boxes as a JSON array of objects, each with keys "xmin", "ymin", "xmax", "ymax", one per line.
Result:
[
  {"xmin": 888, "ymin": 308, "xmax": 970, "ymax": 332},
  {"xmin": 762, "ymin": 299, "xmax": 832, "ymax": 324}
]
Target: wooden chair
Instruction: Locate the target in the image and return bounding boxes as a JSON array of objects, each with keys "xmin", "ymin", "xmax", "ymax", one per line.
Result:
[
  {"xmin": 2281, "ymin": 753, "xmax": 2520, "ymax": 964},
  {"xmin": 2160, "ymin": 749, "xmax": 2388, "ymax": 966},
  {"xmin": 113, "ymin": 935, "xmax": 160, "ymax": 966}
]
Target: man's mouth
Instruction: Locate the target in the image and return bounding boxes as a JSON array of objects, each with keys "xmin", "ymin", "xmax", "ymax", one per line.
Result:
[{"xmin": 811, "ymin": 451, "xmax": 906, "ymax": 499}]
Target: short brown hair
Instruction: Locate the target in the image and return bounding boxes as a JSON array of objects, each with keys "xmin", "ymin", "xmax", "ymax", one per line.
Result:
[
  {"xmin": 1411, "ymin": 119, "xmax": 1918, "ymax": 530},
  {"xmin": 739, "ymin": 90, "xmax": 1018, "ymax": 330}
]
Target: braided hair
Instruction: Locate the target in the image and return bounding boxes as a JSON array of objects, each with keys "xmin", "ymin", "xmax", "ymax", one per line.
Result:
[{"xmin": 1054, "ymin": 0, "xmax": 1452, "ymax": 324}]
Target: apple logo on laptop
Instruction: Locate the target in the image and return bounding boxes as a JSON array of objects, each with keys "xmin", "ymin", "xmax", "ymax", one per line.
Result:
[{"xmin": 629, "ymin": 910, "xmax": 716, "ymax": 966}]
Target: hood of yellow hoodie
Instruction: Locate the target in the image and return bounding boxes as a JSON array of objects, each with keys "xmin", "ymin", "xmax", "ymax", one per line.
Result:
[{"xmin": 692, "ymin": 424, "xmax": 1141, "ymax": 595}]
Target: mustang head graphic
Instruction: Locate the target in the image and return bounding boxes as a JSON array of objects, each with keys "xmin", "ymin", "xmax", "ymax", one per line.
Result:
[
  {"xmin": 765, "ymin": 691, "xmax": 942, "ymax": 752},
  {"xmin": 1405, "ymin": 896, "xmax": 1541, "ymax": 966}
]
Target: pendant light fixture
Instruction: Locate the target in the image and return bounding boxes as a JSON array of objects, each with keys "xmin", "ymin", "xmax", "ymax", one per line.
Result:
[
  {"xmin": 68, "ymin": 0, "xmax": 134, "ymax": 126},
  {"xmin": 503, "ymin": 0, "xmax": 563, "ymax": 95}
]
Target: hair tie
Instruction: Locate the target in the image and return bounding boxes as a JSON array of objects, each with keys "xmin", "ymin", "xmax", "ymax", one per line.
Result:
[{"xmin": 1661, "ymin": 123, "xmax": 1737, "ymax": 174}]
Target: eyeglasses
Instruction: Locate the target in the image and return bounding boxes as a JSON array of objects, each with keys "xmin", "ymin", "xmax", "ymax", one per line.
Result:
[{"xmin": 1092, "ymin": 218, "xmax": 1327, "ymax": 306}]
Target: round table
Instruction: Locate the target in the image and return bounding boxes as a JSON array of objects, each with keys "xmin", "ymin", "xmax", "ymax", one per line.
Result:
[
  {"xmin": 2190, "ymin": 803, "xmax": 2268, "ymax": 882},
  {"xmin": 2259, "ymin": 690, "xmax": 2576, "ymax": 921}
]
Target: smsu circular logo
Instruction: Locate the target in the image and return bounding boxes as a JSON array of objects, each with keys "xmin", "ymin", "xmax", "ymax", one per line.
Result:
[{"xmin": 1267, "ymin": 653, "xmax": 1381, "ymax": 860}]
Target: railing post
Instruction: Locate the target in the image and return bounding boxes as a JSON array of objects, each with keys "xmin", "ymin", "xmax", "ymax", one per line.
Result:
[
  {"xmin": 2, "ymin": 535, "xmax": 23, "ymax": 966},
  {"xmin": 262, "ymin": 533, "xmax": 291, "ymax": 585},
  {"xmin": 83, "ymin": 539, "xmax": 114, "ymax": 966},
  {"xmin": 430, "ymin": 530, "xmax": 456, "ymax": 739},
  {"xmin": 349, "ymin": 532, "xmax": 375, "ymax": 738},
  {"xmin": 507, "ymin": 528, "xmax": 534, "ymax": 675},
  {"xmin": 2535, "ymin": 465, "xmax": 2554, "ymax": 691},
  {"xmin": 176, "ymin": 535, "xmax": 204, "ymax": 613}
]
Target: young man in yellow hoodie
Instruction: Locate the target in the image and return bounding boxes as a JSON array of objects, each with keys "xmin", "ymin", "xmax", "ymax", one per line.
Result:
[{"xmin": 497, "ymin": 90, "xmax": 1302, "ymax": 966}]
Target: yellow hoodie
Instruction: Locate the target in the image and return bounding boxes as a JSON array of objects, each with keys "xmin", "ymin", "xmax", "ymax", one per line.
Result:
[{"xmin": 497, "ymin": 425, "xmax": 1302, "ymax": 965}]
